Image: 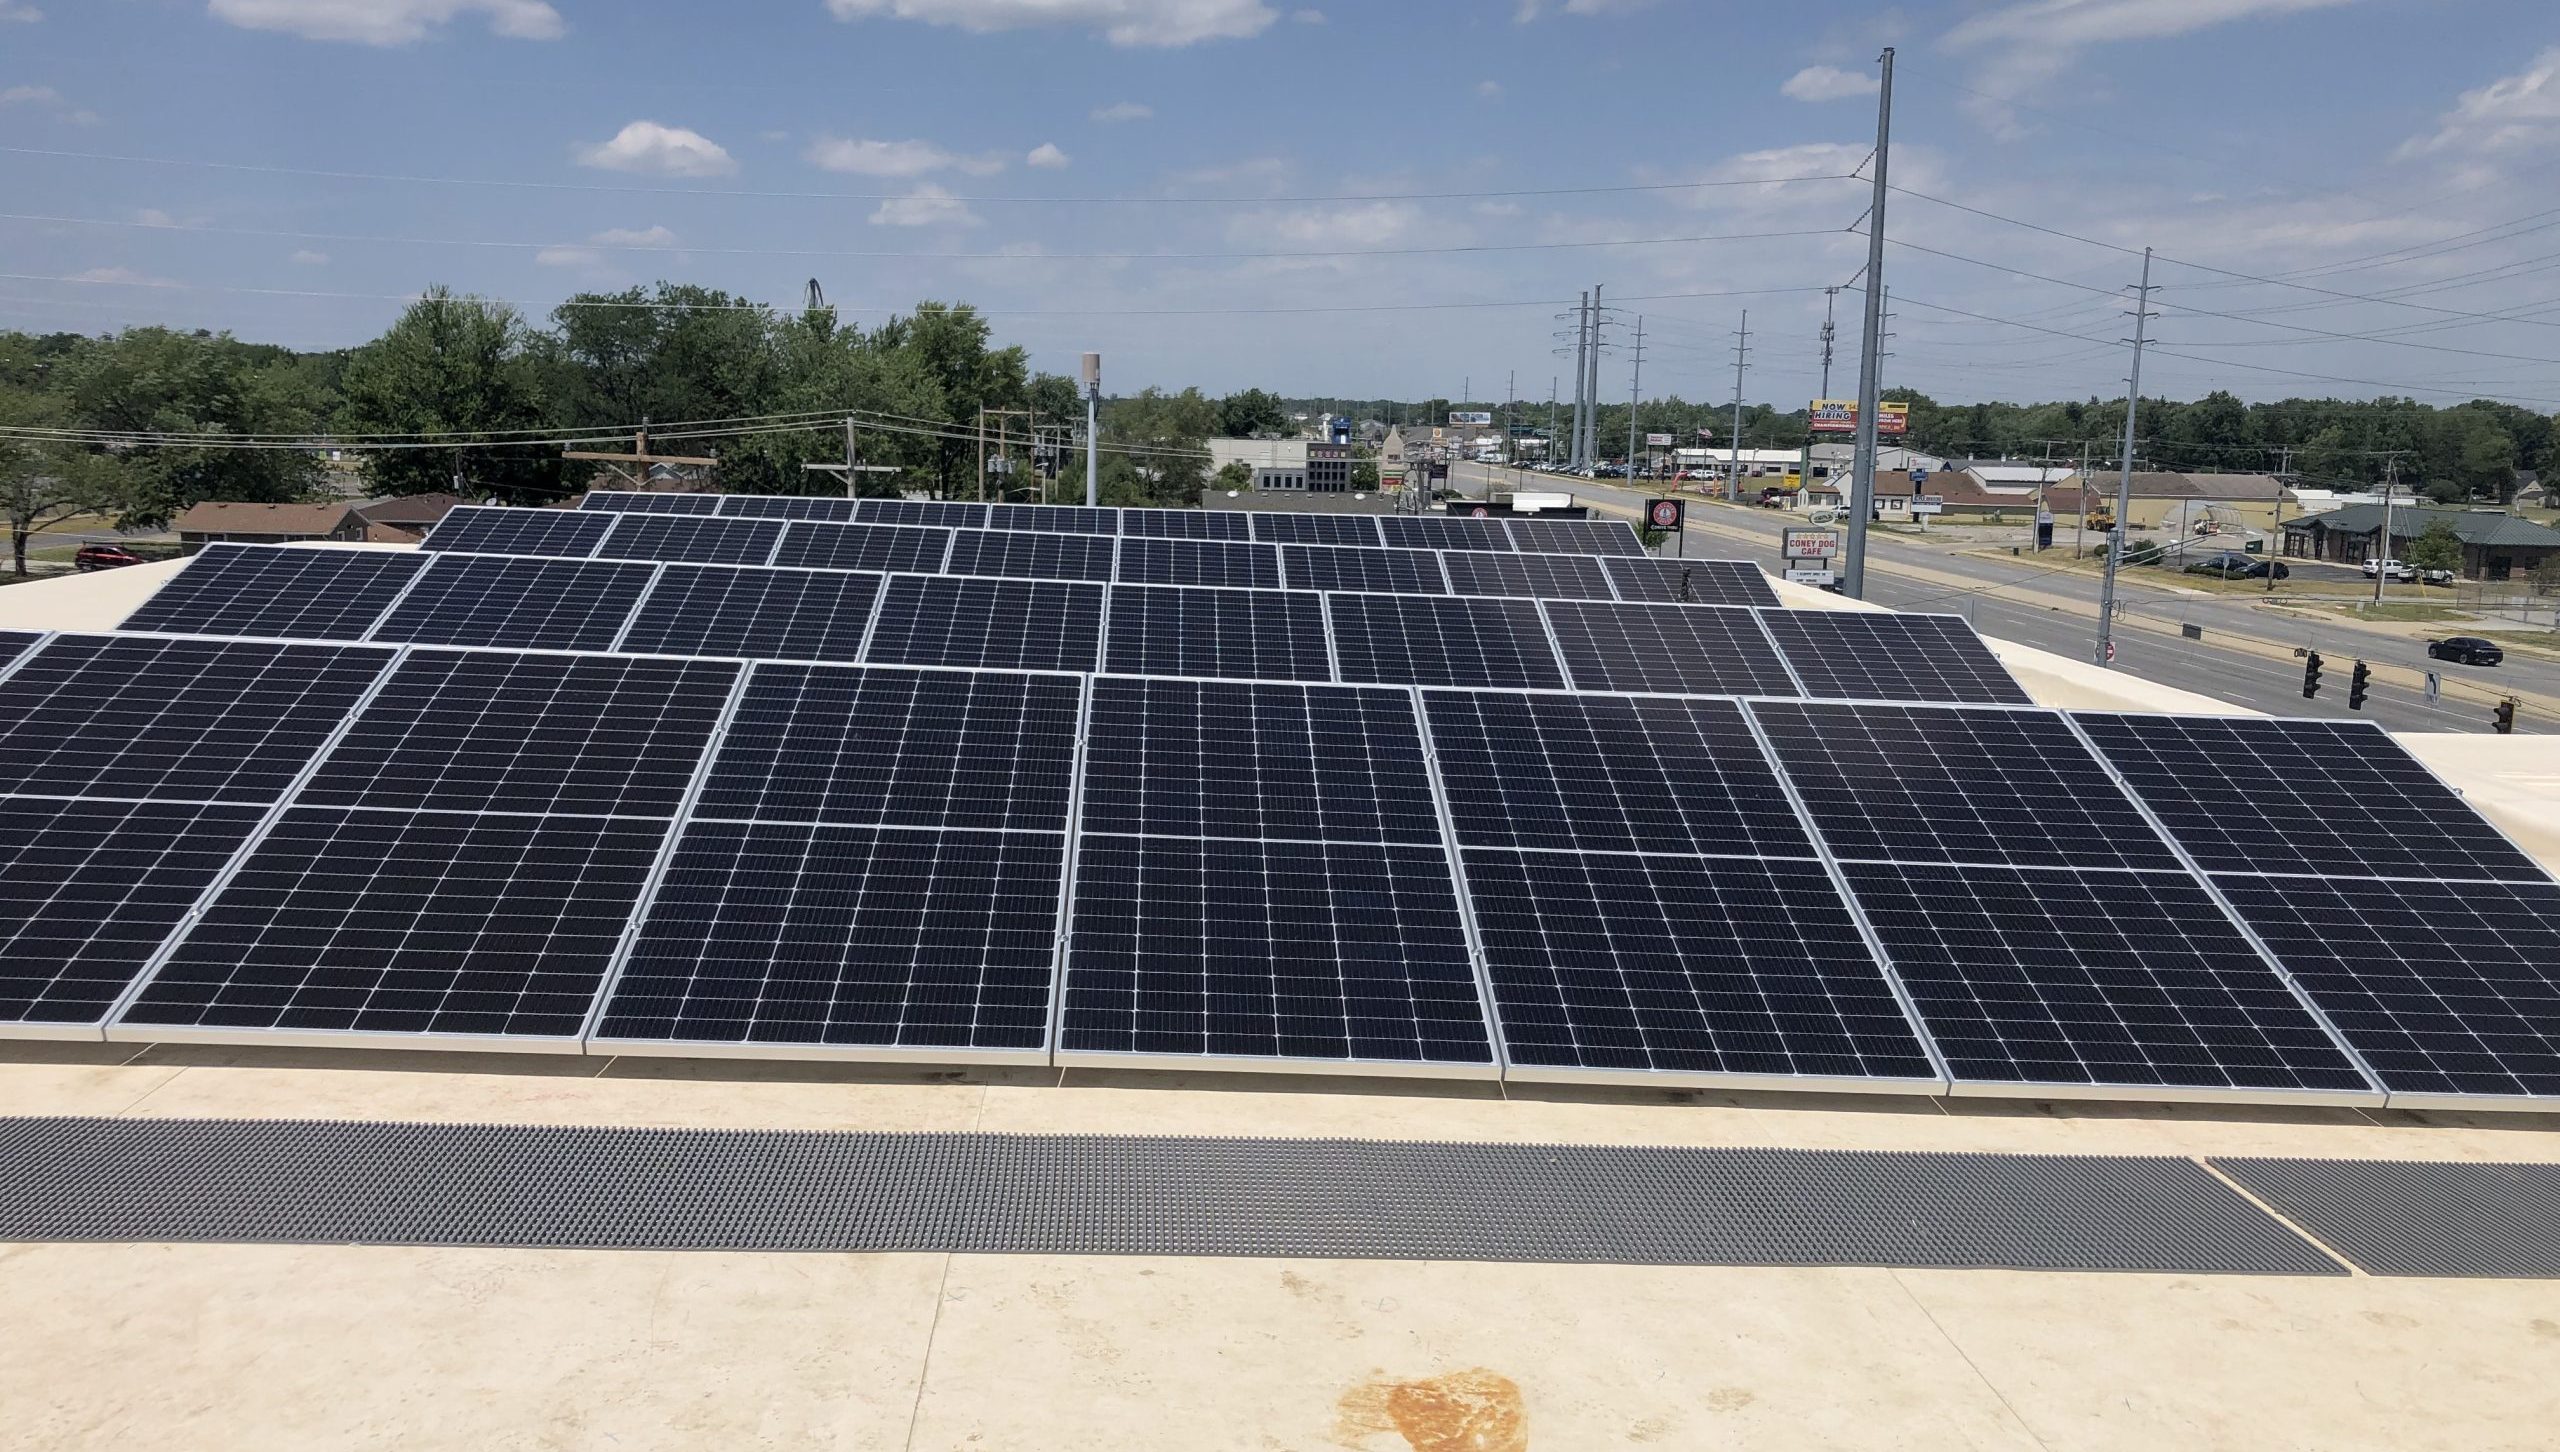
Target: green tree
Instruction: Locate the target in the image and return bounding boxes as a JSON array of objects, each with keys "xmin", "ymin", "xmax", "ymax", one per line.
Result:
[
  {"xmin": 58, "ymin": 327, "xmax": 330, "ymax": 525},
  {"xmin": 1094, "ymin": 387, "xmax": 1216, "ymax": 506},
  {"xmin": 1211, "ymin": 460, "xmax": 1253, "ymax": 492},
  {"xmin": 339, "ymin": 288, "xmax": 559, "ymax": 503},
  {"xmin": 2405, "ymin": 519, "xmax": 2464, "ymax": 575},
  {"xmin": 1215, "ymin": 387, "xmax": 1287, "ymax": 438}
]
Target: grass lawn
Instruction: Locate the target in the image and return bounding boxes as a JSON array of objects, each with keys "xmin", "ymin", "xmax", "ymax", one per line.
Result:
[{"xmin": 2311, "ymin": 601, "xmax": 2477, "ymax": 623}]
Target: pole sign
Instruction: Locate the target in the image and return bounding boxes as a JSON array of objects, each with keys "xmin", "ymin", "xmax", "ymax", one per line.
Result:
[
  {"xmin": 1807, "ymin": 399, "xmax": 1910, "ymax": 435},
  {"xmin": 1909, "ymin": 467, "xmax": 1929, "ymax": 487},
  {"xmin": 1646, "ymin": 433, "xmax": 1675, "ymax": 448},
  {"xmin": 1784, "ymin": 567, "xmax": 1838, "ymax": 586},
  {"xmin": 1911, "ymin": 494, "xmax": 1945, "ymax": 516},
  {"xmin": 1449, "ymin": 411, "xmax": 1493, "ymax": 427},
  {"xmin": 1781, "ymin": 527, "xmax": 1842, "ymax": 560},
  {"xmin": 1647, "ymin": 498, "xmax": 1686, "ymax": 532}
]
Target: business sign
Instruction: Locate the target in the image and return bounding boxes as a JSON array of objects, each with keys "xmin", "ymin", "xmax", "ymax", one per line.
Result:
[
  {"xmin": 1645, "ymin": 433, "xmax": 1675, "ymax": 448},
  {"xmin": 1808, "ymin": 399, "xmax": 1910, "ymax": 436},
  {"xmin": 1909, "ymin": 468, "xmax": 1929, "ymax": 487},
  {"xmin": 1449, "ymin": 411, "xmax": 1493, "ymax": 427},
  {"xmin": 1647, "ymin": 498, "xmax": 1686, "ymax": 532},
  {"xmin": 1784, "ymin": 567, "xmax": 1838, "ymax": 586},
  {"xmin": 1911, "ymin": 494, "xmax": 1945, "ymax": 516},
  {"xmin": 1427, "ymin": 462, "xmax": 1449, "ymax": 481},
  {"xmin": 1781, "ymin": 528, "xmax": 1842, "ymax": 560}
]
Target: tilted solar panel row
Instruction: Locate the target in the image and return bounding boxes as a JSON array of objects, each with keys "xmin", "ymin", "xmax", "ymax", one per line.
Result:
[
  {"xmin": 118, "ymin": 546, "xmax": 1956, "ymax": 695},
  {"xmin": 5, "ymin": 617, "xmax": 2556, "ymax": 1106},
  {"xmin": 570, "ymin": 496, "xmax": 1651, "ymax": 554}
]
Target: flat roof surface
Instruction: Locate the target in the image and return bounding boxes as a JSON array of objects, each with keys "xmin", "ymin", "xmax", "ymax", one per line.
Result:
[{"xmin": 4, "ymin": 549, "xmax": 2554, "ymax": 1452}]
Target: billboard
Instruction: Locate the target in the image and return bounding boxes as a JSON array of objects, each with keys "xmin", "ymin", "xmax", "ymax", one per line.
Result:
[
  {"xmin": 1807, "ymin": 400, "xmax": 1912, "ymax": 437},
  {"xmin": 1645, "ymin": 433, "xmax": 1674, "ymax": 447},
  {"xmin": 1449, "ymin": 411, "xmax": 1494, "ymax": 427}
]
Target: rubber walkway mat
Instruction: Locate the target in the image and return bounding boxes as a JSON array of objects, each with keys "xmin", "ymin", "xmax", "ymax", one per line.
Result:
[
  {"xmin": 2214, "ymin": 1158, "xmax": 2560, "ymax": 1278},
  {"xmin": 0, "ymin": 1117, "xmax": 2342, "ymax": 1274}
]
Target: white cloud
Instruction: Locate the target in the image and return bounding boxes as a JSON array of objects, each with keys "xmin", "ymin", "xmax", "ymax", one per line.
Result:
[
  {"xmin": 1475, "ymin": 79, "xmax": 1502, "ymax": 99},
  {"xmin": 1026, "ymin": 142, "xmax": 1071, "ymax": 169},
  {"xmin": 804, "ymin": 136, "xmax": 1005, "ymax": 177},
  {"xmin": 870, "ymin": 184, "xmax": 984, "ymax": 228},
  {"xmin": 1090, "ymin": 100, "xmax": 1154, "ymax": 123},
  {"xmin": 0, "ymin": 85, "xmax": 60, "ymax": 105},
  {"xmin": 206, "ymin": 0, "xmax": 564, "ymax": 45},
  {"xmin": 827, "ymin": 0, "xmax": 1275, "ymax": 47},
  {"xmin": 573, "ymin": 121, "xmax": 736, "ymax": 177},
  {"xmin": 534, "ymin": 246, "xmax": 597, "ymax": 268},
  {"xmin": 2401, "ymin": 47, "xmax": 2560, "ymax": 157},
  {"xmin": 67, "ymin": 266, "xmax": 177, "ymax": 287},
  {"xmin": 1780, "ymin": 64, "xmax": 1877, "ymax": 102},
  {"xmin": 590, "ymin": 225, "xmax": 679, "ymax": 248},
  {"xmin": 134, "ymin": 208, "xmax": 176, "ymax": 227},
  {"xmin": 1942, "ymin": 0, "xmax": 2358, "ymax": 135},
  {"xmin": 538, "ymin": 224, "xmax": 680, "ymax": 265},
  {"xmin": 1237, "ymin": 201, "xmax": 1424, "ymax": 250},
  {"xmin": 0, "ymin": 3, "xmax": 42, "ymax": 20},
  {"xmin": 289, "ymin": 249, "xmax": 330, "ymax": 265},
  {"xmin": 1516, "ymin": 0, "xmax": 1653, "ymax": 18}
]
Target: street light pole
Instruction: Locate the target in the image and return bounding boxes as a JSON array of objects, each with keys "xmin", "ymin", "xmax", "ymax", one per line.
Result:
[
  {"xmin": 1082, "ymin": 351, "xmax": 1101, "ymax": 509},
  {"xmin": 1843, "ymin": 47, "xmax": 1894, "ymax": 599},
  {"xmin": 2096, "ymin": 246, "xmax": 2157, "ymax": 669}
]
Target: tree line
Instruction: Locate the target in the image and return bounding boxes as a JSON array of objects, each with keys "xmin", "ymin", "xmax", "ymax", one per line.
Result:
[{"xmin": 3, "ymin": 282, "xmax": 2552, "ymax": 575}]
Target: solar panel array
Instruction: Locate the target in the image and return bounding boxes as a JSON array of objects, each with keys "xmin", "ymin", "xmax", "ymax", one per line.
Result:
[{"xmin": 5, "ymin": 495, "xmax": 2552, "ymax": 1110}]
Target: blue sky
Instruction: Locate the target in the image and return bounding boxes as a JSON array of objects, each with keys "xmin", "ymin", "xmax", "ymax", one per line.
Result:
[{"xmin": 7, "ymin": 0, "xmax": 2560, "ymax": 413}]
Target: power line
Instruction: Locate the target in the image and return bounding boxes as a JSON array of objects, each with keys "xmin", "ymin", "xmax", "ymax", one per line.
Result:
[{"xmin": 0, "ymin": 144, "xmax": 1861, "ymax": 207}]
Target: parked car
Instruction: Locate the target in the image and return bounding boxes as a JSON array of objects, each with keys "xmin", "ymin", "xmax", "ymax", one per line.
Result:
[
  {"xmin": 2183, "ymin": 552, "xmax": 2289, "ymax": 580},
  {"xmin": 2362, "ymin": 557, "xmax": 2420, "ymax": 583},
  {"xmin": 2421, "ymin": 568, "xmax": 2458, "ymax": 587},
  {"xmin": 2426, "ymin": 636, "xmax": 2505, "ymax": 666},
  {"xmin": 73, "ymin": 544, "xmax": 146, "ymax": 571}
]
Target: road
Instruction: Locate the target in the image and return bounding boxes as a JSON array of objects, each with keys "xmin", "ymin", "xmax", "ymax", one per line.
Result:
[{"xmin": 1448, "ymin": 462, "xmax": 2554, "ymax": 735}]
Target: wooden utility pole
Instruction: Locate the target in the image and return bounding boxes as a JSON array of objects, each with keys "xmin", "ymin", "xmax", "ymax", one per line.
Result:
[
  {"xmin": 562, "ymin": 418, "xmax": 718, "ymax": 493},
  {"xmin": 804, "ymin": 416, "xmax": 898, "ymax": 498},
  {"xmin": 976, "ymin": 406, "xmax": 1036, "ymax": 503}
]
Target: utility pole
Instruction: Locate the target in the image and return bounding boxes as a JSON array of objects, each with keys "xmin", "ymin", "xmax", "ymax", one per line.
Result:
[
  {"xmin": 2096, "ymin": 246, "xmax": 2157, "ymax": 669},
  {"xmin": 1818, "ymin": 287, "xmax": 1839, "ymax": 400},
  {"xmin": 1624, "ymin": 316, "xmax": 1645, "ymax": 485},
  {"xmin": 1843, "ymin": 47, "xmax": 1894, "ymax": 600},
  {"xmin": 1729, "ymin": 311, "xmax": 1751, "ymax": 504},
  {"xmin": 1583, "ymin": 284, "xmax": 1605, "ymax": 472},
  {"xmin": 803, "ymin": 415, "xmax": 899, "ymax": 498},
  {"xmin": 1568, "ymin": 291, "xmax": 1590, "ymax": 471},
  {"xmin": 1549, "ymin": 376, "xmax": 1559, "ymax": 467},
  {"xmin": 1504, "ymin": 369, "xmax": 1514, "ymax": 468},
  {"xmin": 1082, "ymin": 351, "xmax": 1101, "ymax": 509},
  {"xmin": 2375, "ymin": 454, "xmax": 2401, "ymax": 604}
]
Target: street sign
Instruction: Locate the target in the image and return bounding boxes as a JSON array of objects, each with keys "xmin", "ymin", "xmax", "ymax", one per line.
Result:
[
  {"xmin": 1910, "ymin": 468, "xmax": 1929, "ymax": 486},
  {"xmin": 1781, "ymin": 528, "xmax": 1842, "ymax": 560},
  {"xmin": 1784, "ymin": 567, "xmax": 1838, "ymax": 586},
  {"xmin": 1470, "ymin": 505, "xmax": 1490, "ymax": 518},
  {"xmin": 1646, "ymin": 498, "xmax": 1686, "ymax": 532}
]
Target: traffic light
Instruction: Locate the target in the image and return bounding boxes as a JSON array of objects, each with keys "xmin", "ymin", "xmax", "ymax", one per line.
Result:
[
  {"xmin": 2496, "ymin": 699, "xmax": 2518, "ymax": 735},
  {"xmin": 2301, "ymin": 650, "xmax": 2323, "ymax": 699},
  {"xmin": 2348, "ymin": 661, "xmax": 2372, "ymax": 711}
]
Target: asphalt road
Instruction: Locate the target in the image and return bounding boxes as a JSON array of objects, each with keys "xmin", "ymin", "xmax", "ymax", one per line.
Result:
[{"xmin": 1448, "ymin": 462, "xmax": 2553, "ymax": 735}]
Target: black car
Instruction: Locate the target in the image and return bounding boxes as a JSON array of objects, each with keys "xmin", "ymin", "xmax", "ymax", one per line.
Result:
[
  {"xmin": 2182, "ymin": 552, "xmax": 2288, "ymax": 580},
  {"xmin": 2426, "ymin": 636, "xmax": 2504, "ymax": 666}
]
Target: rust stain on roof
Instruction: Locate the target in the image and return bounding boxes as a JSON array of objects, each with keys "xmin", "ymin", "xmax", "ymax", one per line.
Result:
[{"xmin": 1334, "ymin": 1368, "xmax": 1527, "ymax": 1452}]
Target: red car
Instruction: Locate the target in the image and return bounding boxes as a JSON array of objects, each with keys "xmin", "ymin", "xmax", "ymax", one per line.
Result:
[{"xmin": 73, "ymin": 544, "xmax": 146, "ymax": 571}]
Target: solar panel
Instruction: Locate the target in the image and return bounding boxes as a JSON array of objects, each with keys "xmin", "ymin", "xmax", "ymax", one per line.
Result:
[
  {"xmin": 1422, "ymin": 692, "xmax": 1815, "ymax": 858},
  {"xmin": 1059, "ymin": 835, "xmax": 1493, "ymax": 1069},
  {"xmin": 1840, "ymin": 861, "xmax": 2370, "ymax": 1096},
  {"xmin": 862, "ymin": 576, "xmax": 1104, "ymax": 672},
  {"xmin": 2074, "ymin": 714, "xmax": 2548, "ymax": 883},
  {"xmin": 594, "ymin": 822, "xmax": 1063, "ymax": 1057},
  {"xmin": 595, "ymin": 513, "xmax": 784, "ymax": 566},
  {"xmin": 1604, "ymin": 557, "xmax": 1779, "ymax": 607},
  {"xmin": 579, "ymin": 492, "xmax": 720, "ymax": 515},
  {"xmin": 986, "ymin": 503, "xmax": 1119, "ymax": 535},
  {"xmin": 1437, "ymin": 550, "xmax": 1616, "ymax": 600},
  {"xmin": 1464, "ymin": 850, "xmax": 1937, "ymax": 1084},
  {"xmin": 715, "ymin": 495, "xmax": 859, "ymax": 522},
  {"xmin": 1113, "ymin": 536, "xmax": 1283, "ymax": 589},
  {"xmin": 369, "ymin": 555, "xmax": 658, "ymax": 651},
  {"xmin": 1540, "ymin": 600, "xmax": 1799, "ymax": 696},
  {"xmin": 118, "ymin": 807, "xmax": 665, "ymax": 1043},
  {"xmin": 695, "ymin": 665, "xmax": 1082, "ymax": 832},
  {"xmin": 119, "ymin": 546, "xmax": 427, "ymax": 640},
  {"xmin": 2217, "ymin": 875, "xmax": 2560, "ymax": 1102},
  {"xmin": 1758, "ymin": 610, "xmax": 2032, "ymax": 705},
  {"xmin": 1281, "ymin": 544, "xmax": 1446, "ymax": 594},
  {"xmin": 1503, "ymin": 518, "xmax": 1647, "ymax": 556},
  {"xmin": 1082, "ymin": 677, "xmax": 1443, "ymax": 843},
  {"xmin": 0, "ymin": 797, "xmax": 268, "ymax": 1030},
  {"xmin": 1121, "ymin": 508, "xmax": 1252, "ymax": 541},
  {"xmin": 616, "ymin": 565, "xmax": 882, "ymax": 663},
  {"xmin": 1249, "ymin": 513, "xmax": 1383, "ymax": 546},
  {"xmin": 296, "ymin": 651, "xmax": 740, "ymax": 817},
  {"xmin": 943, "ymin": 529, "xmax": 1117, "ymax": 582},
  {"xmin": 0, "ymin": 635, "xmax": 394, "ymax": 804},
  {"xmin": 0, "ymin": 630, "xmax": 37, "ymax": 669},
  {"xmin": 1376, "ymin": 514, "xmax": 1511, "ymax": 553},
  {"xmin": 1325, "ymin": 594, "xmax": 1567, "ymax": 689},
  {"xmin": 1102, "ymin": 585, "xmax": 1334, "ymax": 683},
  {"xmin": 421, "ymin": 506, "xmax": 615, "ymax": 557},
  {"xmin": 856, "ymin": 499, "xmax": 989, "ymax": 529},
  {"xmin": 771, "ymin": 520, "xmax": 952, "ymax": 574},
  {"xmin": 1752, "ymin": 703, "xmax": 2186, "ymax": 872}
]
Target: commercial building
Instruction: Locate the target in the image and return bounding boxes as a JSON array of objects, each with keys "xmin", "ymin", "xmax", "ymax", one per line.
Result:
[
  {"xmin": 2280, "ymin": 503, "xmax": 2560, "ymax": 580},
  {"xmin": 173, "ymin": 501, "xmax": 371, "ymax": 551}
]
